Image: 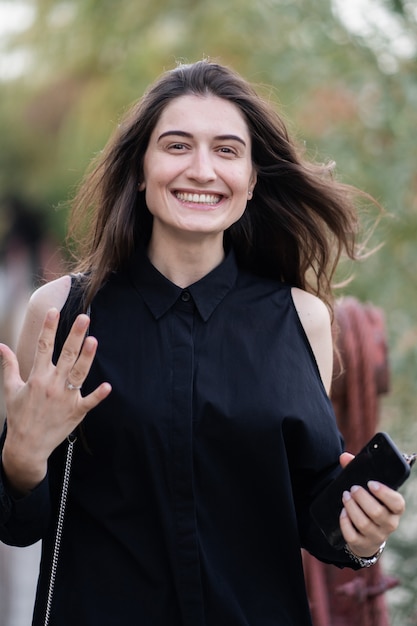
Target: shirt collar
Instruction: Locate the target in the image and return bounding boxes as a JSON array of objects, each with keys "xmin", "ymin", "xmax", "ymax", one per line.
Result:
[{"xmin": 129, "ymin": 247, "xmax": 238, "ymax": 322}]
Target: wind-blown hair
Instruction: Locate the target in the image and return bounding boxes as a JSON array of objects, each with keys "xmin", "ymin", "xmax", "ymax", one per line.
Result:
[{"xmin": 68, "ymin": 59, "xmax": 368, "ymax": 308}]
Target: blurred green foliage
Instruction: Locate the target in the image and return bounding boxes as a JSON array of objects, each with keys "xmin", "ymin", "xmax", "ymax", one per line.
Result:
[{"xmin": 0, "ymin": 0, "xmax": 416, "ymax": 621}]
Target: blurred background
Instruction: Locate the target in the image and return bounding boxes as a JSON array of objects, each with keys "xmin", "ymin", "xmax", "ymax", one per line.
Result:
[{"xmin": 0, "ymin": 0, "xmax": 415, "ymax": 624}]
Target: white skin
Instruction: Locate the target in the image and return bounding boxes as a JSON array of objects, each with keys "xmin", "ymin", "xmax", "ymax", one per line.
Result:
[{"xmin": 0, "ymin": 94, "xmax": 404, "ymax": 558}]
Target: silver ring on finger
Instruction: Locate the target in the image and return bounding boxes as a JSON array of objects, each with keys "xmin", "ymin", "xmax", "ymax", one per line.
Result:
[{"xmin": 66, "ymin": 380, "xmax": 82, "ymax": 391}]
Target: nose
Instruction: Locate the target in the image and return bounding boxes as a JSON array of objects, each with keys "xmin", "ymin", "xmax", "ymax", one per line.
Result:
[{"xmin": 186, "ymin": 147, "xmax": 216, "ymax": 183}]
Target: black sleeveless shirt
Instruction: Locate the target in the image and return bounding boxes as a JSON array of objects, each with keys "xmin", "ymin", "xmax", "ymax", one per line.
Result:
[{"xmin": 2, "ymin": 248, "xmax": 353, "ymax": 625}]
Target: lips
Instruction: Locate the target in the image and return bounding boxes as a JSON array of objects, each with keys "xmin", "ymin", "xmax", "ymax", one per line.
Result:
[{"xmin": 174, "ymin": 191, "xmax": 222, "ymax": 205}]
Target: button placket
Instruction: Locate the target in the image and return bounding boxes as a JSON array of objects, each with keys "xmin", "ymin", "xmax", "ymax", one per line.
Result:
[{"xmin": 170, "ymin": 300, "xmax": 204, "ymax": 625}]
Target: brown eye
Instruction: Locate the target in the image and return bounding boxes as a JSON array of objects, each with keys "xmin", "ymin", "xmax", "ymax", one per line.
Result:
[
  {"xmin": 217, "ymin": 146, "xmax": 238, "ymax": 157},
  {"xmin": 169, "ymin": 143, "xmax": 187, "ymax": 150}
]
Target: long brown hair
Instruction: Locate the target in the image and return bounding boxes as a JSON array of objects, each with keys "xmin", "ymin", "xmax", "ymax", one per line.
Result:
[{"xmin": 68, "ymin": 59, "xmax": 370, "ymax": 308}]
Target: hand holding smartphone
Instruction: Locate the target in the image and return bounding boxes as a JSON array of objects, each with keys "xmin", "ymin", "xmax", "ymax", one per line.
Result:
[{"xmin": 310, "ymin": 432, "xmax": 416, "ymax": 549}]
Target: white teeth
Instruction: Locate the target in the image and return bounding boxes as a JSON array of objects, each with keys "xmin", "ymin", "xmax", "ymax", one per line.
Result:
[{"xmin": 175, "ymin": 192, "xmax": 221, "ymax": 205}]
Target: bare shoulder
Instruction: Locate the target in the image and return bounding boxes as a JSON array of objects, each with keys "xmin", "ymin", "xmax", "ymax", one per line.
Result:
[
  {"xmin": 27, "ymin": 275, "xmax": 72, "ymax": 316},
  {"xmin": 16, "ymin": 275, "xmax": 72, "ymax": 380},
  {"xmin": 291, "ymin": 287, "xmax": 331, "ymax": 336},
  {"xmin": 291, "ymin": 287, "xmax": 333, "ymax": 393}
]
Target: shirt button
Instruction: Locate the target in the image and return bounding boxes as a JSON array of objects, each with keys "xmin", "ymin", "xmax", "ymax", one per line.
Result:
[{"xmin": 181, "ymin": 290, "xmax": 191, "ymax": 302}]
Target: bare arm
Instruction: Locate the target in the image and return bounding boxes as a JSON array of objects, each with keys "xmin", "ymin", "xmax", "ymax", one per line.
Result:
[
  {"xmin": 16, "ymin": 275, "xmax": 72, "ymax": 381},
  {"xmin": 291, "ymin": 288, "xmax": 406, "ymax": 559},
  {"xmin": 291, "ymin": 287, "xmax": 333, "ymax": 394}
]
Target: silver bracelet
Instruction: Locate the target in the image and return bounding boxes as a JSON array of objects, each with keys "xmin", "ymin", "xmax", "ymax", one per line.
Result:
[{"xmin": 344, "ymin": 541, "xmax": 386, "ymax": 568}]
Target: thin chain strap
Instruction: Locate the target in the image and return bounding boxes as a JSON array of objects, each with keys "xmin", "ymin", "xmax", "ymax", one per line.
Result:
[
  {"xmin": 43, "ymin": 433, "xmax": 76, "ymax": 626},
  {"xmin": 43, "ymin": 301, "xmax": 90, "ymax": 625}
]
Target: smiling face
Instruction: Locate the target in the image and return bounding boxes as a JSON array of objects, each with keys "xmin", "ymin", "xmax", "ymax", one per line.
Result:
[{"xmin": 141, "ymin": 94, "xmax": 257, "ymax": 250}]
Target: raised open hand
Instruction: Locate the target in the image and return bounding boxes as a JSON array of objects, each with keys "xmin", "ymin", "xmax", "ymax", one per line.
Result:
[{"xmin": 0, "ymin": 307, "xmax": 111, "ymax": 494}]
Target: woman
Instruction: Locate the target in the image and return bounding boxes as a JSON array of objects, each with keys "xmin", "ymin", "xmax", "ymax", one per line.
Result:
[{"xmin": 0, "ymin": 60, "xmax": 405, "ymax": 625}]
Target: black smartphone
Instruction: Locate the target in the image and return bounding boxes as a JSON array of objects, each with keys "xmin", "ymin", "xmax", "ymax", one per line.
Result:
[{"xmin": 310, "ymin": 431, "xmax": 415, "ymax": 549}]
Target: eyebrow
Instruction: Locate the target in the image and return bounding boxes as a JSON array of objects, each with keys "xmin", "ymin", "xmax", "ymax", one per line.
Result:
[{"xmin": 157, "ymin": 130, "xmax": 247, "ymax": 147}]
